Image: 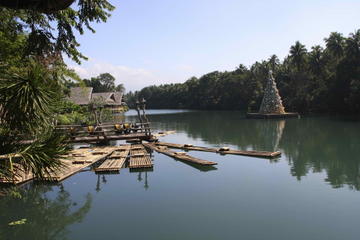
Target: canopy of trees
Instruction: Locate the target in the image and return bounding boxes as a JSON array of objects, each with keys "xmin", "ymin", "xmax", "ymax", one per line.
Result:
[{"xmin": 127, "ymin": 30, "xmax": 360, "ymax": 114}]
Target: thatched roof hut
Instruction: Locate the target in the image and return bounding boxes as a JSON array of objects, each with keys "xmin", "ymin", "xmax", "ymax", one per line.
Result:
[{"xmin": 68, "ymin": 87, "xmax": 123, "ymax": 107}]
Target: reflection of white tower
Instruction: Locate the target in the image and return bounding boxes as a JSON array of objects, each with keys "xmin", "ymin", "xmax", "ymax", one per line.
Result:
[
  {"xmin": 274, "ymin": 120, "xmax": 285, "ymax": 151},
  {"xmin": 259, "ymin": 120, "xmax": 286, "ymax": 151},
  {"xmin": 259, "ymin": 71, "xmax": 285, "ymax": 114}
]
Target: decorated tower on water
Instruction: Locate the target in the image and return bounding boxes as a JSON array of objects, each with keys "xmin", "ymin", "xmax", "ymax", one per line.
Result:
[
  {"xmin": 247, "ymin": 71, "xmax": 299, "ymax": 118},
  {"xmin": 259, "ymin": 71, "xmax": 285, "ymax": 114}
]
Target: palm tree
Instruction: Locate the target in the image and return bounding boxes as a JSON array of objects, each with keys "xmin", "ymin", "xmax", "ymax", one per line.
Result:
[
  {"xmin": 289, "ymin": 41, "xmax": 307, "ymax": 71},
  {"xmin": 0, "ymin": 61, "xmax": 70, "ymax": 180},
  {"xmin": 345, "ymin": 29, "xmax": 360, "ymax": 60},
  {"xmin": 324, "ymin": 32, "xmax": 345, "ymax": 59},
  {"xmin": 115, "ymin": 83, "xmax": 125, "ymax": 93},
  {"xmin": 268, "ymin": 54, "xmax": 280, "ymax": 72},
  {"xmin": 309, "ymin": 45, "xmax": 324, "ymax": 74}
]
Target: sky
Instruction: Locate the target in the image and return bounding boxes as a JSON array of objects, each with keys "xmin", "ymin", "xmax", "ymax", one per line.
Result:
[{"xmin": 67, "ymin": 0, "xmax": 360, "ymax": 92}]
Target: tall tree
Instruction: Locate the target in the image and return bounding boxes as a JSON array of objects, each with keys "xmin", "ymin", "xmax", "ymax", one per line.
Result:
[
  {"xmin": 115, "ymin": 83, "xmax": 125, "ymax": 93},
  {"xmin": 325, "ymin": 32, "xmax": 345, "ymax": 59},
  {"xmin": 84, "ymin": 73, "xmax": 116, "ymax": 92},
  {"xmin": 289, "ymin": 41, "xmax": 307, "ymax": 71}
]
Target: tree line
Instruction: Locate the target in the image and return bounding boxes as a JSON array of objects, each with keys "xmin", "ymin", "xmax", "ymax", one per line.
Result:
[{"xmin": 127, "ymin": 30, "xmax": 360, "ymax": 114}]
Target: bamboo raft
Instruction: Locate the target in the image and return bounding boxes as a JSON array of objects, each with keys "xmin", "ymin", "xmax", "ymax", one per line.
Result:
[
  {"xmin": 0, "ymin": 164, "xmax": 34, "ymax": 185},
  {"xmin": 154, "ymin": 141, "xmax": 281, "ymax": 158},
  {"xmin": 94, "ymin": 145, "xmax": 131, "ymax": 172},
  {"xmin": 142, "ymin": 142, "xmax": 217, "ymax": 166},
  {"xmin": 129, "ymin": 144, "xmax": 153, "ymax": 169},
  {"xmin": 40, "ymin": 147, "xmax": 118, "ymax": 182}
]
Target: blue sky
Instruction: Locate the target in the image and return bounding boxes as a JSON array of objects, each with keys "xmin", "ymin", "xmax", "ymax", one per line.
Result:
[{"xmin": 68, "ymin": 0, "xmax": 360, "ymax": 91}]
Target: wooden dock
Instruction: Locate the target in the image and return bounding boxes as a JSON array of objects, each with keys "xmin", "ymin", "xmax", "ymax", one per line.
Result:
[
  {"xmin": 142, "ymin": 142, "xmax": 217, "ymax": 166},
  {"xmin": 68, "ymin": 133, "xmax": 152, "ymax": 143},
  {"xmin": 154, "ymin": 141, "xmax": 281, "ymax": 158},
  {"xmin": 40, "ymin": 147, "xmax": 118, "ymax": 182},
  {"xmin": 94, "ymin": 145, "xmax": 130, "ymax": 172},
  {"xmin": 129, "ymin": 144, "xmax": 153, "ymax": 169}
]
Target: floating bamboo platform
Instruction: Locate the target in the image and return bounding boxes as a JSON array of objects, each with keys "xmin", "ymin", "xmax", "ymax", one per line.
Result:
[
  {"xmin": 40, "ymin": 147, "xmax": 118, "ymax": 182},
  {"xmin": 0, "ymin": 164, "xmax": 34, "ymax": 185},
  {"xmin": 142, "ymin": 142, "xmax": 217, "ymax": 166},
  {"xmin": 94, "ymin": 145, "xmax": 131, "ymax": 172},
  {"xmin": 154, "ymin": 141, "xmax": 281, "ymax": 159},
  {"xmin": 129, "ymin": 144, "xmax": 153, "ymax": 169}
]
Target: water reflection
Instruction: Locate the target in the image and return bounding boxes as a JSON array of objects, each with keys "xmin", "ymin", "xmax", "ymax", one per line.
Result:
[
  {"xmin": 0, "ymin": 183, "xmax": 92, "ymax": 240},
  {"xmin": 129, "ymin": 168, "xmax": 153, "ymax": 190},
  {"xmin": 142, "ymin": 111, "xmax": 360, "ymax": 190},
  {"xmin": 95, "ymin": 174, "xmax": 108, "ymax": 192}
]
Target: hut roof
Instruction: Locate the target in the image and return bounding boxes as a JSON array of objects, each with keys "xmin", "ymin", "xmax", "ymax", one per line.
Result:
[
  {"xmin": 68, "ymin": 87, "xmax": 123, "ymax": 106},
  {"xmin": 68, "ymin": 87, "xmax": 93, "ymax": 105},
  {"xmin": 92, "ymin": 92, "xmax": 123, "ymax": 106}
]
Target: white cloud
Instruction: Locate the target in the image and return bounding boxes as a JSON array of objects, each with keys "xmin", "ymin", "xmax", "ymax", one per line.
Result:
[{"xmin": 68, "ymin": 59, "xmax": 161, "ymax": 92}]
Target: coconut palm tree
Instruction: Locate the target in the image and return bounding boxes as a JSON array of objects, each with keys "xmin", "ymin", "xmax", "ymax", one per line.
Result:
[
  {"xmin": 289, "ymin": 41, "xmax": 307, "ymax": 71},
  {"xmin": 115, "ymin": 83, "xmax": 125, "ymax": 93},
  {"xmin": 345, "ymin": 29, "xmax": 360, "ymax": 60},
  {"xmin": 268, "ymin": 54, "xmax": 280, "ymax": 72},
  {"xmin": 325, "ymin": 32, "xmax": 345, "ymax": 59},
  {"xmin": 309, "ymin": 45, "xmax": 324, "ymax": 74}
]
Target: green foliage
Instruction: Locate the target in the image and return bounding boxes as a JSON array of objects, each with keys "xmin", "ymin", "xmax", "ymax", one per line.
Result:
[
  {"xmin": 0, "ymin": 1, "xmax": 114, "ymax": 63},
  {"xmin": 83, "ymin": 73, "xmax": 125, "ymax": 93},
  {"xmin": 0, "ymin": 61, "xmax": 59, "ymax": 131},
  {"xmin": 128, "ymin": 30, "xmax": 360, "ymax": 114}
]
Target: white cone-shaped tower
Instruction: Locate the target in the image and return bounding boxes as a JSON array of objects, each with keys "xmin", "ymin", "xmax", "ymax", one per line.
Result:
[{"xmin": 259, "ymin": 71, "xmax": 285, "ymax": 114}]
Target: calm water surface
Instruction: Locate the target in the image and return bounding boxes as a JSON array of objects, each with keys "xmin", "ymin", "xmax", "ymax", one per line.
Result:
[{"xmin": 1, "ymin": 110, "xmax": 360, "ymax": 240}]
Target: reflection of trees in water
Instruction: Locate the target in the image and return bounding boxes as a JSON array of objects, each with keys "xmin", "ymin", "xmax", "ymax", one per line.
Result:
[
  {"xmin": 0, "ymin": 183, "xmax": 92, "ymax": 240},
  {"xmin": 144, "ymin": 112, "xmax": 360, "ymax": 190},
  {"xmin": 281, "ymin": 118, "xmax": 360, "ymax": 190}
]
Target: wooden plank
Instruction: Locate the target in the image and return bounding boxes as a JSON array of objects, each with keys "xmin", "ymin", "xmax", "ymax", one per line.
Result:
[
  {"xmin": 94, "ymin": 145, "xmax": 130, "ymax": 172},
  {"xmin": 142, "ymin": 142, "xmax": 217, "ymax": 166},
  {"xmin": 155, "ymin": 141, "xmax": 281, "ymax": 158},
  {"xmin": 129, "ymin": 144, "xmax": 153, "ymax": 169}
]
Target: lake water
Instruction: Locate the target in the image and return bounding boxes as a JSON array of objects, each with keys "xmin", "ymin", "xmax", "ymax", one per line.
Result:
[{"xmin": 1, "ymin": 110, "xmax": 360, "ymax": 240}]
